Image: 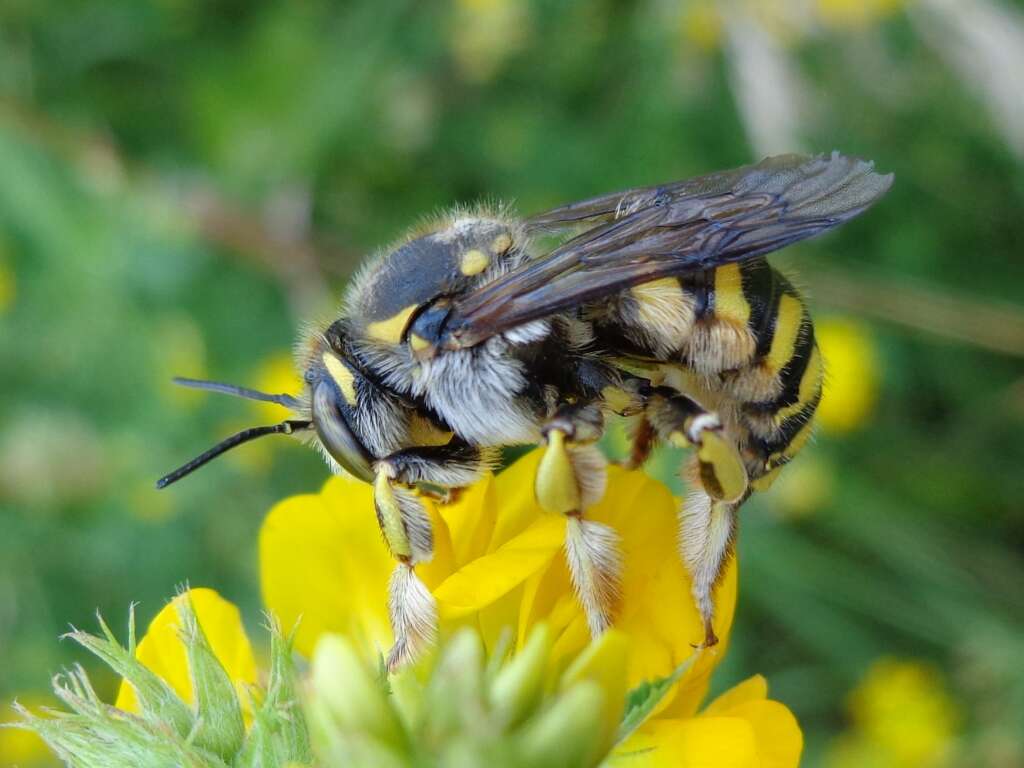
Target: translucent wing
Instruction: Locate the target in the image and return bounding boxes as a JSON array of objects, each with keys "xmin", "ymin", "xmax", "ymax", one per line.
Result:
[{"xmin": 441, "ymin": 152, "xmax": 892, "ymax": 349}]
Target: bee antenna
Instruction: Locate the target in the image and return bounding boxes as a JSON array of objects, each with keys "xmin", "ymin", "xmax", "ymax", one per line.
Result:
[
  {"xmin": 172, "ymin": 377, "xmax": 300, "ymax": 409},
  {"xmin": 156, "ymin": 420, "xmax": 311, "ymax": 489}
]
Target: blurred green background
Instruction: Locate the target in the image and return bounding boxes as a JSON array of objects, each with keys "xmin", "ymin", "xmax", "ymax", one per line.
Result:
[{"xmin": 2, "ymin": 1, "xmax": 1023, "ymax": 765}]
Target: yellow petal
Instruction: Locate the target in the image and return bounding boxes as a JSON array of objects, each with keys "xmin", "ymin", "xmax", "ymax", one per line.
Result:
[
  {"xmin": 409, "ymin": 495, "xmax": 458, "ymax": 591},
  {"xmin": 488, "ymin": 449, "xmax": 546, "ymax": 550},
  {"xmin": 260, "ymin": 476, "xmax": 394, "ymax": 658},
  {"xmin": 617, "ymin": 717, "xmax": 759, "ymax": 768},
  {"xmin": 717, "ymin": 700, "xmax": 803, "ymax": 768},
  {"xmin": 433, "ymin": 515, "xmax": 566, "ymax": 619},
  {"xmin": 115, "ymin": 588, "xmax": 255, "ymax": 712},
  {"xmin": 437, "ymin": 473, "xmax": 496, "ymax": 567},
  {"xmin": 701, "ymin": 674, "xmax": 769, "ymax": 716}
]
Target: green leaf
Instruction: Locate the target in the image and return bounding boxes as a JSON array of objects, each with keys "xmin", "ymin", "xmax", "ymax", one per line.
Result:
[{"xmin": 616, "ymin": 654, "xmax": 698, "ymax": 744}]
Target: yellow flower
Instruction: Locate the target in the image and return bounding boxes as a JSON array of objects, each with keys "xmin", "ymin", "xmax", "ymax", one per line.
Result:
[
  {"xmin": 618, "ymin": 675, "xmax": 802, "ymax": 768},
  {"xmin": 0, "ymin": 258, "xmax": 15, "ymax": 314},
  {"xmin": 679, "ymin": 2, "xmax": 723, "ymax": 52},
  {"xmin": 260, "ymin": 448, "xmax": 802, "ymax": 766},
  {"xmin": 826, "ymin": 658, "xmax": 960, "ymax": 768},
  {"xmin": 816, "ymin": 0, "xmax": 903, "ymax": 29},
  {"xmin": 153, "ymin": 314, "xmax": 208, "ymax": 411},
  {"xmin": 450, "ymin": 0, "xmax": 531, "ymax": 83},
  {"xmin": 115, "ymin": 588, "xmax": 256, "ymax": 713},
  {"xmin": 0, "ymin": 694, "xmax": 51, "ymax": 767},
  {"xmin": 817, "ymin": 315, "xmax": 880, "ymax": 434},
  {"xmin": 251, "ymin": 352, "xmax": 304, "ymax": 424}
]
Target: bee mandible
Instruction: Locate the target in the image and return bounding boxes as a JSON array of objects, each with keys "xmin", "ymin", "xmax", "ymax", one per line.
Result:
[{"xmin": 159, "ymin": 152, "xmax": 892, "ymax": 668}]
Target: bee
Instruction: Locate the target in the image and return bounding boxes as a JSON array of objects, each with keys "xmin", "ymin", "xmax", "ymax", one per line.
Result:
[{"xmin": 159, "ymin": 152, "xmax": 892, "ymax": 668}]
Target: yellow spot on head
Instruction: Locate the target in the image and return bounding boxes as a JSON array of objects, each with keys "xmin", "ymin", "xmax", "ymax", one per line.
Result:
[
  {"xmin": 490, "ymin": 233, "xmax": 513, "ymax": 255},
  {"xmin": 322, "ymin": 352, "xmax": 358, "ymax": 405},
  {"xmin": 365, "ymin": 305, "xmax": 418, "ymax": 344},
  {"xmin": 460, "ymin": 248, "xmax": 490, "ymax": 276}
]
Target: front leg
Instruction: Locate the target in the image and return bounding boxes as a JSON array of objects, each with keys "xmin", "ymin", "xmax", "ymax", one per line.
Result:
[
  {"xmin": 374, "ymin": 440, "xmax": 496, "ymax": 670},
  {"xmin": 534, "ymin": 403, "xmax": 622, "ymax": 637}
]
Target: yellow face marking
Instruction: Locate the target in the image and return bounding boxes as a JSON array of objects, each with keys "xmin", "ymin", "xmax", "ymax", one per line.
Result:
[
  {"xmin": 766, "ymin": 294, "xmax": 803, "ymax": 373},
  {"xmin": 408, "ymin": 414, "xmax": 454, "ymax": 447},
  {"xmin": 460, "ymin": 249, "xmax": 490, "ymax": 276},
  {"xmin": 535, "ymin": 429, "xmax": 580, "ymax": 514},
  {"xmin": 775, "ymin": 346, "xmax": 823, "ymax": 423},
  {"xmin": 409, "ymin": 333, "xmax": 432, "ymax": 352},
  {"xmin": 374, "ymin": 471, "xmax": 411, "ymax": 558},
  {"xmin": 713, "ymin": 264, "xmax": 751, "ymax": 327},
  {"xmin": 365, "ymin": 304, "xmax": 418, "ymax": 345},
  {"xmin": 322, "ymin": 352, "xmax": 357, "ymax": 405},
  {"xmin": 490, "ymin": 233, "xmax": 513, "ymax": 254}
]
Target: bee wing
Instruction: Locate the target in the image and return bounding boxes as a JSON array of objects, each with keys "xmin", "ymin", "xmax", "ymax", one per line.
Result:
[{"xmin": 442, "ymin": 152, "xmax": 892, "ymax": 348}]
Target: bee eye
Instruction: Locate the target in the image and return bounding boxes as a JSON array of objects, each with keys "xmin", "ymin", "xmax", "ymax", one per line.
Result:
[{"xmin": 311, "ymin": 381, "xmax": 375, "ymax": 483}]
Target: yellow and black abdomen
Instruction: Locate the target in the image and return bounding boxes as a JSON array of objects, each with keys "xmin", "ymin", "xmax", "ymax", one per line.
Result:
[{"xmin": 597, "ymin": 257, "xmax": 823, "ymax": 488}]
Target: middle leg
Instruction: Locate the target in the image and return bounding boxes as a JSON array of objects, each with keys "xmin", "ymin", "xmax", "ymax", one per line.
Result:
[{"xmin": 534, "ymin": 403, "xmax": 622, "ymax": 637}]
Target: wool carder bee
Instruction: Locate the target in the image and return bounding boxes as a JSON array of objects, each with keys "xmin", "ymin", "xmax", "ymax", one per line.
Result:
[{"xmin": 159, "ymin": 152, "xmax": 892, "ymax": 668}]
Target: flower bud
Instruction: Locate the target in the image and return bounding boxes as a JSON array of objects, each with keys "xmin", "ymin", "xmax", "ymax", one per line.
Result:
[
  {"xmin": 518, "ymin": 680, "xmax": 606, "ymax": 768},
  {"xmin": 488, "ymin": 624, "xmax": 550, "ymax": 727},
  {"xmin": 308, "ymin": 634, "xmax": 405, "ymax": 747},
  {"xmin": 180, "ymin": 601, "xmax": 246, "ymax": 760}
]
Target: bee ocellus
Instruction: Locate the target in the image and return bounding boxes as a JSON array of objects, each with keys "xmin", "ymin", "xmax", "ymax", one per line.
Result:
[{"xmin": 159, "ymin": 152, "xmax": 893, "ymax": 668}]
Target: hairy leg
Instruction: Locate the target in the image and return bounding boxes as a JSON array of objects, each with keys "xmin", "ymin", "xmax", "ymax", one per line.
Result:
[
  {"xmin": 642, "ymin": 387, "xmax": 749, "ymax": 646},
  {"xmin": 534, "ymin": 403, "xmax": 622, "ymax": 637},
  {"xmin": 374, "ymin": 440, "xmax": 496, "ymax": 669}
]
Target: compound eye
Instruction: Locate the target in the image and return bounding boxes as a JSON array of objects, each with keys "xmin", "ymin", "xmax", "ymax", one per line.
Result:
[
  {"xmin": 407, "ymin": 299, "xmax": 452, "ymax": 360},
  {"xmin": 311, "ymin": 381, "xmax": 374, "ymax": 483}
]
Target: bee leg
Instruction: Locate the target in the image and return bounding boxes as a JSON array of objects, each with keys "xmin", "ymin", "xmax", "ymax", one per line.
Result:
[
  {"xmin": 645, "ymin": 387, "xmax": 749, "ymax": 504},
  {"xmin": 372, "ymin": 464, "xmax": 438, "ymax": 671},
  {"xmin": 679, "ymin": 488, "xmax": 742, "ymax": 647},
  {"xmin": 374, "ymin": 441, "xmax": 496, "ymax": 669},
  {"xmin": 644, "ymin": 388, "xmax": 749, "ymax": 647},
  {"xmin": 535, "ymin": 404, "xmax": 621, "ymax": 637},
  {"xmin": 623, "ymin": 416, "xmax": 656, "ymax": 469},
  {"xmin": 381, "ymin": 440, "xmax": 497, "ymax": 489}
]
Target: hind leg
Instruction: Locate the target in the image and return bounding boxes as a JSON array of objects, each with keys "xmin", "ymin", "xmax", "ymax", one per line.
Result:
[
  {"xmin": 643, "ymin": 387, "xmax": 749, "ymax": 646},
  {"xmin": 678, "ymin": 488, "xmax": 738, "ymax": 647},
  {"xmin": 534, "ymin": 403, "xmax": 621, "ymax": 637}
]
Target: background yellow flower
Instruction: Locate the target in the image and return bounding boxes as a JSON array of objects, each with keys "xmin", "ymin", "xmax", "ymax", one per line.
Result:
[
  {"xmin": 115, "ymin": 587, "xmax": 256, "ymax": 713},
  {"xmin": 817, "ymin": 316, "xmax": 880, "ymax": 434}
]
